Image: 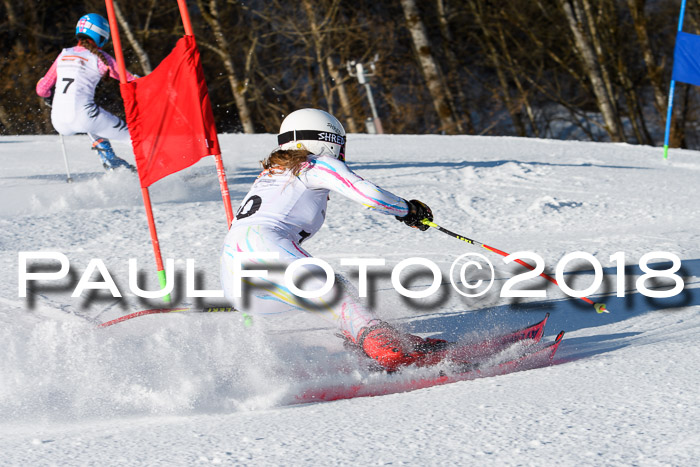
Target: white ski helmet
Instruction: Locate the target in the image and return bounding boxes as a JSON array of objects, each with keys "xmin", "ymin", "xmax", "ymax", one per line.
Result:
[{"xmin": 277, "ymin": 109, "xmax": 346, "ymax": 161}]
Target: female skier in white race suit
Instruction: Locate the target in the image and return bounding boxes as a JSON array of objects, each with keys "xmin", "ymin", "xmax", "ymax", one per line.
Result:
[
  {"xmin": 221, "ymin": 109, "xmax": 448, "ymax": 371},
  {"xmin": 36, "ymin": 13, "xmax": 137, "ymax": 171}
]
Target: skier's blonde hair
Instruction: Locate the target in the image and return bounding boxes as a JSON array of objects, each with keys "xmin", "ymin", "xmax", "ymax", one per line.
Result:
[{"xmin": 261, "ymin": 149, "xmax": 311, "ymax": 176}]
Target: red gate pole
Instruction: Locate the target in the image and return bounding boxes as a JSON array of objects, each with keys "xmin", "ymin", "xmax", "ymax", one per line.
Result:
[
  {"xmin": 105, "ymin": 0, "xmax": 171, "ymax": 301},
  {"xmin": 177, "ymin": 0, "xmax": 195, "ymax": 36},
  {"xmin": 177, "ymin": 0, "xmax": 234, "ymax": 227}
]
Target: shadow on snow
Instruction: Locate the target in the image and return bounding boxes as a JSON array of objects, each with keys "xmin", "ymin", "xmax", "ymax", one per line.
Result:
[{"xmin": 404, "ymin": 257, "xmax": 700, "ymax": 363}]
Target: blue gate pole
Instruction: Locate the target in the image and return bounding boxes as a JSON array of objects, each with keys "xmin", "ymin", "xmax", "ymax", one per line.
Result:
[{"xmin": 663, "ymin": 0, "xmax": 688, "ymax": 159}]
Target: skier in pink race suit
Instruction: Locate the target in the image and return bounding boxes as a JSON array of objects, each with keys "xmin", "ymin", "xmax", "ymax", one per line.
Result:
[
  {"xmin": 36, "ymin": 13, "xmax": 137, "ymax": 171},
  {"xmin": 221, "ymin": 108, "xmax": 449, "ymax": 372}
]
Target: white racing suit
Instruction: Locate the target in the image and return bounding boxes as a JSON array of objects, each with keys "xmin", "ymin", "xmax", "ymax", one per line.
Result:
[{"xmin": 221, "ymin": 155, "xmax": 410, "ymax": 341}]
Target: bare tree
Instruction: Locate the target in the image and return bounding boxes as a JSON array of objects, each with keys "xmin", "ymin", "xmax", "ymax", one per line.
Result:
[
  {"xmin": 326, "ymin": 56, "xmax": 359, "ymax": 133},
  {"xmin": 467, "ymin": 1, "xmax": 528, "ymax": 136},
  {"xmin": 300, "ymin": 0, "xmax": 359, "ymax": 133},
  {"xmin": 557, "ymin": 0, "xmax": 625, "ymax": 141},
  {"xmin": 113, "ymin": 0, "xmax": 152, "ymax": 75},
  {"xmin": 399, "ymin": 0, "xmax": 459, "ymax": 134},
  {"xmin": 435, "ymin": 0, "xmax": 474, "ymax": 133},
  {"xmin": 3, "ymin": 0, "xmax": 16, "ymax": 27},
  {"xmin": 626, "ymin": 0, "xmax": 667, "ymax": 117},
  {"xmin": 0, "ymin": 0, "xmax": 694, "ymax": 146},
  {"xmin": 196, "ymin": 0, "xmax": 255, "ymax": 133}
]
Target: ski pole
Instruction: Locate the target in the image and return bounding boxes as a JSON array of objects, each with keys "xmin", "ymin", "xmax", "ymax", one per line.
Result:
[
  {"xmin": 59, "ymin": 135, "xmax": 73, "ymax": 183},
  {"xmin": 421, "ymin": 219, "xmax": 608, "ymax": 313}
]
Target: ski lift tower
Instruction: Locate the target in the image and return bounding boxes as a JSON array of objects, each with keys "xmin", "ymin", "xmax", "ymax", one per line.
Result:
[{"xmin": 347, "ymin": 55, "xmax": 384, "ymax": 134}]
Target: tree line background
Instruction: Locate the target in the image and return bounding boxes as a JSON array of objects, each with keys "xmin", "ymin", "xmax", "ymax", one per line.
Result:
[{"xmin": 2, "ymin": 0, "xmax": 700, "ymax": 150}]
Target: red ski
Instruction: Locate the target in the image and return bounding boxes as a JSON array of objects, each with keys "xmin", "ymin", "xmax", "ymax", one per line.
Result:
[
  {"xmin": 295, "ymin": 331, "xmax": 564, "ymax": 404},
  {"xmin": 445, "ymin": 312, "xmax": 549, "ymax": 363}
]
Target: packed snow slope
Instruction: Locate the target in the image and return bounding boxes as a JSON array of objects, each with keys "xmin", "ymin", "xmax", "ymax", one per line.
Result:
[{"xmin": 1, "ymin": 133, "xmax": 699, "ymax": 465}]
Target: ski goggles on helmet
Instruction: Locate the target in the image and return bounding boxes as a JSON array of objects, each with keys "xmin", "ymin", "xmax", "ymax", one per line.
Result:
[{"xmin": 277, "ymin": 130, "xmax": 346, "ymax": 161}]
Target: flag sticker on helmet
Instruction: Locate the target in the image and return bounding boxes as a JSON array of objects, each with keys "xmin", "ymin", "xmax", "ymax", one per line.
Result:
[{"xmin": 80, "ymin": 21, "xmax": 109, "ymax": 39}]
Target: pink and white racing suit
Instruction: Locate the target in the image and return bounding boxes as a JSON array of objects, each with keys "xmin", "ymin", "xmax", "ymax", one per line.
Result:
[{"xmin": 36, "ymin": 46, "xmax": 136, "ymax": 141}]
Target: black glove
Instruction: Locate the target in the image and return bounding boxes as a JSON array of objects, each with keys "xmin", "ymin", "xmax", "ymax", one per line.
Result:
[{"xmin": 396, "ymin": 199, "xmax": 433, "ymax": 231}]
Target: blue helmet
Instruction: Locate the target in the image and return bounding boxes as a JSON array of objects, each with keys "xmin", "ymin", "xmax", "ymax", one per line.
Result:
[{"xmin": 75, "ymin": 13, "xmax": 110, "ymax": 48}]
